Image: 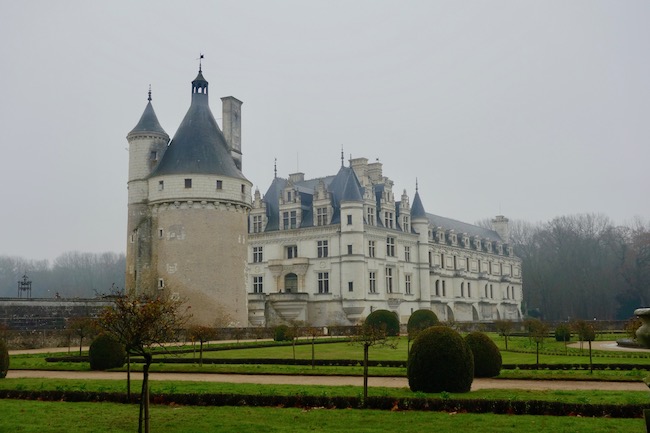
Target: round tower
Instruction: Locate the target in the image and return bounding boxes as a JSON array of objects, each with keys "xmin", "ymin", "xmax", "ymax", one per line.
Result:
[
  {"xmin": 126, "ymin": 88, "xmax": 170, "ymax": 292},
  {"xmin": 144, "ymin": 67, "xmax": 252, "ymax": 326}
]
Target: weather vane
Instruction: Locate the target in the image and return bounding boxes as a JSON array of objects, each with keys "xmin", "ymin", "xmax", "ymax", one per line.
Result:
[{"xmin": 197, "ymin": 53, "xmax": 204, "ymax": 72}]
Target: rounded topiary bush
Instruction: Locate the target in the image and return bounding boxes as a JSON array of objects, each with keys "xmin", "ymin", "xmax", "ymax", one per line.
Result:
[
  {"xmin": 554, "ymin": 323, "xmax": 572, "ymax": 342},
  {"xmin": 364, "ymin": 310, "xmax": 400, "ymax": 337},
  {"xmin": 464, "ymin": 331, "xmax": 502, "ymax": 378},
  {"xmin": 273, "ymin": 325, "xmax": 292, "ymax": 342},
  {"xmin": 89, "ymin": 334, "xmax": 126, "ymax": 371},
  {"xmin": 407, "ymin": 326, "xmax": 474, "ymax": 393},
  {"xmin": 407, "ymin": 310, "xmax": 439, "ymax": 339},
  {"xmin": 0, "ymin": 339, "xmax": 9, "ymax": 379}
]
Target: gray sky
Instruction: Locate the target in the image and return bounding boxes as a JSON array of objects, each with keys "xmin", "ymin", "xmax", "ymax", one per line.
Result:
[{"xmin": 1, "ymin": 0, "xmax": 649, "ymax": 262}]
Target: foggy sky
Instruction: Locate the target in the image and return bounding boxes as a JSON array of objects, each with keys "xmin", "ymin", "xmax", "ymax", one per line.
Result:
[{"xmin": 1, "ymin": 0, "xmax": 648, "ymax": 262}]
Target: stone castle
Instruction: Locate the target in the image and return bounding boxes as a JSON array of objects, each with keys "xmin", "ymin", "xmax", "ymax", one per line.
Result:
[{"xmin": 126, "ymin": 67, "xmax": 522, "ymax": 326}]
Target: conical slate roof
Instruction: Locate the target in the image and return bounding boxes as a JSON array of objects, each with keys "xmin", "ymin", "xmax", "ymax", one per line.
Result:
[
  {"xmin": 151, "ymin": 70, "xmax": 246, "ymax": 180},
  {"xmin": 128, "ymin": 92, "xmax": 167, "ymax": 137},
  {"xmin": 329, "ymin": 166, "xmax": 363, "ymax": 204},
  {"xmin": 411, "ymin": 190, "xmax": 427, "ymax": 219}
]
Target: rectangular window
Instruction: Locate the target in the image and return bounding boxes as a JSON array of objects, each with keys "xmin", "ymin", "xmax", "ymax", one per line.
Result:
[
  {"xmin": 216, "ymin": 180, "xmax": 223, "ymax": 190},
  {"xmin": 348, "ymin": 281, "xmax": 353, "ymax": 292},
  {"xmin": 366, "ymin": 207, "xmax": 375, "ymax": 225},
  {"xmin": 316, "ymin": 207, "xmax": 328, "ymax": 226},
  {"xmin": 150, "ymin": 151, "xmax": 158, "ymax": 161},
  {"xmin": 158, "ymin": 180, "xmax": 164, "ymax": 191},
  {"xmin": 405, "ymin": 274, "xmax": 412, "ymax": 294},
  {"xmin": 287, "ymin": 191, "xmax": 292, "ymax": 202},
  {"xmin": 252, "ymin": 215, "xmax": 263, "ymax": 233},
  {"xmin": 158, "ymin": 228, "xmax": 164, "ymax": 239},
  {"xmin": 184, "ymin": 178, "xmax": 192, "ymax": 188},
  {"xmin": 158, "ymin": 279, "xmax": 164, "ymax": 289},
  {"xmin": 241, "ymin": 184, "xmax": 245, "ymax": 194},
  {"xmin": 402, "ymin": 216, "xmax": 410, "ymax": 232},
  {"xmin": 386, "ymin": 237, "xmax": 395, "ymax": 257},
  {"xmin": 404, "ymin": 246, "xmax": 410, "ymax": 262},
  {"xmin": 286, "ymin": 245, "xmax": 298, "ymax": 259},
  {"xmin": 253, "ymin": 276, "xmax": 263, "ymax": 293},
  {"xmin": 368, "ymin": 240, "xmax": 375, "ymax": 258},
  {"xmin": 317, "ymin": 240, "xmax": 328, "ymax": 258},
  {"xmin": 347, "ymin": 244, "xmax": 353, "ymax": 255},
  {"xmin": 283, "ymin": 211, "xmax": 297, "ymax": 230},
  {"xmin": 467, "ymin": 282, "xmax": 471, "ymax": 298},
  {"xmin": 347, "ymin": 214, "xmax": 352, "ymax": 225},
  {"xmin": 369, "ymin": 271, "xmax": 377, "ymax": 293},
  {"xmin": 253, "ymin": 246, "xmax": 263, "ymax": 263},
  {"xmin": 318, "ymin": 272, "xmax": 329, "ymax": 294},
  {"xmin": 385, "ymin": 267, "xmax": 393, "ymax": 293},
  {"xmin": 384, "ymin": 211, "xmax": 393, "ymax": 228}
]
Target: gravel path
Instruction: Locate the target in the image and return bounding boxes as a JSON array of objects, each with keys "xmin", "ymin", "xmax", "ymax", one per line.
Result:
[{"xmin": 6, "ymin": 370, "xmax": 647, "ymax": 392}]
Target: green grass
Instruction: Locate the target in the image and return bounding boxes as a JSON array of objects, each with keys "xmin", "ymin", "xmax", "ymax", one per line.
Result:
[
  {"xmin": 0, "ymin": 399, "xmax": 641, "ymax": 433},
  {"xmin": 0, "ymin": 378, "xmax": 648, "ymax": 405}
]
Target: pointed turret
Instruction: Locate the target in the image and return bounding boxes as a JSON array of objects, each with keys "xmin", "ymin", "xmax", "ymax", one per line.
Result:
[
  {"xmin": 128, "ymin": 87, "xmax": 168, "ymax": 138},
  {"xmin": 151, "ymin": 68, "xmax": 246, "ymax": 179},
  {"xmin": 411, "ymin": 189, "xmax": 427, "ymax": 219}
]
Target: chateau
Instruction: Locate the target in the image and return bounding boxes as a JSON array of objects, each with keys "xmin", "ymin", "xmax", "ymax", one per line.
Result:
[{"xmin": 126, "ymin": 67, "xmax": 523, "ymax": 326}]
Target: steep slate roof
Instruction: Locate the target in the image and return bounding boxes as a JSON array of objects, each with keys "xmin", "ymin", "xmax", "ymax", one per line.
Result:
[
  {"xmin": 128, "ymin": 93, "xmax": 168, "ymax": 137},
  {"xmin": 426, "ymin": 213, "xmax": 502, "ymax": 241},
  {"xmin": 151, "ymin": 70, "xmax": 246, "ymax": 180},
  {"xmin": 411, "ymin": 190, "xmax": 427, "ymax": 219}
]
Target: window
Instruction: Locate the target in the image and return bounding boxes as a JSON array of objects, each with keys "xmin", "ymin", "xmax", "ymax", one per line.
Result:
[
  {"xmin": 384, "ymin": 211, "xmax": 394, "ymax": 228},
  {"xmin": 404, "ymin": 246, "xmax": 410, "ymax": 262},
  {"xmin": 366, "ymin": 207, "xmax": 375, "ymax": 225},
  {"xmin": 435, "ymin": 280, "xmax": 440, "ymax": 296},
  {"xmin": 283, "ymin": 211, "xmax": 297, "ymax": 229},
  {"xmin": 402, "ymin": 216, "xmax": 410, "ymax": 232},
  {"xmin": 386, "ymin": 237, "xmax": 395, "ymax": 257},
  {"xmin": 467, "ymin": 282, "xmax": 471, "ymax": 298},
  {"xmin": 466, "ymin": 258, "xmax": 470, "ymax": 271},
  {"xmin": 253, "ymin": 246, "xmax": 263, "ymax": 263},
  {"xmin": 252, "ymin": 215, "xmax": 263, "ymax": 233},
  {"xmin": 216, "ymin": 180, "xmax": 223, "ymax": 190},
  {"xmin": 461, "ymin": 282, "xmax": 465, "ymax": 297},
  {"xmin": 285, "ymin": 273, "xmax": 298, "ymax": 292},
  {"xmin": 441, "ymin": 253, "xmax": 445, "ymax": 268},
  {"xmin": 158, "ymin": 228, "xmax": 164, "ymax": 239},
  {"xmin": 158, "ymin": 279, "xmax": 164, "ymax": 289},
  {"xmin": 368, "ymin": 240, "xmax": 375, "ymax": 258},
  {"xmin": 316, "ymin": 207, "xmax": 328, "ymax": 226},
  {"xmin": 318, "ymin": 272, "xmax": 329, "ymax": 294},
  {"xmin": 405, "ymin": 274, "xmax": 412, "ymax": 294},
  {"xmin": 253, "ymin": 276, "xmax": 263, "ymax": 293},
  {"xmin": 369, "ymin": 272, "xmax": 377, "ymax": 293},
  {"xmin": 287, "ymin": 191, "xmax": 292, "ymax": 202},
  {"xmin": 286, "ymin": 245, "xmax": 298, "ymax": 259},
  {"xmin": 150, "ymin": 151, "xmax": 158, "ymax": 161},
  {"xmin": 317, "ymin": 240, "xmax": 328, "ymax": 258},
  {"xmin": 347, "ymin": 214, "xmax": 352, "ymax": 225},
  {"xmin": 184, "ymin": 178, "xmax": 192, "ymax": 188},
  {"xmin": 241, "ymin": 184, "xmax": 245, "ymax": 194},
  {"xmin": 385, "ymin": 267, "xmax": 393, "ymax": 293},
  {"xmin": 490, "ymin": 284, "xmax": 493, "ymax": 298},
  {"xmin": 348, "ymin": 281, "xmax": 353, "ymax": 292},
  {"xmin": 484, "ymin": 284, "xmax": 488, "ymax": 298},
  {"xmin": 158, "ymin": 180, "xmax": 164, "ymax": 191},
  {"xmin": 347, "ymin": 244, "xmax": 353, "ymax": 255},
  {"xmin": 442, "ymin": 280, "xmax": 446, "ymax": 297}
]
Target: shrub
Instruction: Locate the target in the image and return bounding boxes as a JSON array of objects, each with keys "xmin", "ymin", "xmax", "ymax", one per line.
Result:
[
  {"xmin": 554, "ymin": 323, "xmax": 572, "ymax": 342},
  {"xmin": 464, "ymin": 331, "xmax": 502, "ymax": 378},
  {"xmin": 364, "ymin": 310, "xmax": 400, "ymax": 337},
  {"xmin": 407, "ymin": 326, "xmax": 474, "ymax": 393},
  {"xmin": 0, "ymin": 339, "xmax": 8, "ymax": 379},
  {"xmin": 89, "ymin": 334, "xmax": 126, "ymax": 371},
  {"xmin": 406, "ymin": 310, "xmax": 439, "ymax": 340},
  {"xmin": 273, "ymin": 325, "xmax": 292, "ymax": 342}
]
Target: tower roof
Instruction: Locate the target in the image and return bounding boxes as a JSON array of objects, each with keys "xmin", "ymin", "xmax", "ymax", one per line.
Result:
[
  {"xmin": 128, "ymin": 89, "xmax": 168, "ymax": 137},
  {"xmin": 411, "ymin": 190, "xmax": 427, "ymax": 219},
  {"xmin": 151, "ymin": 69, "xmax": 246, "ymax": 180}
]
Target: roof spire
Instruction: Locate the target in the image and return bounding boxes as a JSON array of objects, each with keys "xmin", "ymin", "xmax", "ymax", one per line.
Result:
[
  {"xmin": 340, "ymin": 146, "xmax": 344, "ymax": 167},
  {"xmin": 416, "ymin": 177, "xmax": 419, "ymax": 192},
  {"xmin": 198, "ymin": 53, "xmax": 204, "ymax": 72},
  {"xmin": 147, "ymin": 84, "xmax": 152, "ymax": 102},
  {"xmin": 274, "ymin": 158, "xmax": 277, "ymax": 178}
]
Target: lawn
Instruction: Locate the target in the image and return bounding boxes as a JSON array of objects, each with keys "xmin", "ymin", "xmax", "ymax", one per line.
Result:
[{"xmin": 0, "ymin": 399, "xmax": 640, "ymax": 433}]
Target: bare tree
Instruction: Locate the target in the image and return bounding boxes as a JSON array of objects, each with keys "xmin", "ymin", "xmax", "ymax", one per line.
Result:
[
  {"xmin": 66, "ymin": 317, "xmax": 98, "ymax": 356},
  {"xmin": 351, "ymin": 321, "xmax": 397, "ymax": 403},
  {"xmin": 187, "ymin": 325, "xmax": 216, "ymax": 366},
  {"xmin": 98, "ymin": 293, "xmax": 189, "ymax": 433},
  {"xmin": 572, "ymin": 320, "xmax": 596, "ymax": 373},
  {"xmin": 494, "ymin": 319, "xmax": 514, "ymax": 350}
]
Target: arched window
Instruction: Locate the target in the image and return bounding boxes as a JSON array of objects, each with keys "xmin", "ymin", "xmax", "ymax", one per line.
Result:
[
  {"xmin": 435, "ymin": 280, "xmax": 440, "ymax": 296},
  {"xmin": 284, "ymin": 273, "xmax": 298, "ymax": 293}
]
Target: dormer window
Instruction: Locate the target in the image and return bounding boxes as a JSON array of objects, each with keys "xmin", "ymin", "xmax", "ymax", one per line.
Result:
[
  {"xmin": 287, "ymin": 191, "xmax": 292, "ymax": 202},
  {"xmin": 184, "ymin": 178, "xmax": 192, "ymax": 188},
  {"xmin": 384, "ymin": 212, "xmax": 394, "ymax": 229},
  {"xmin": 402, "ymin": 216, "xmax": 410, "ymax": 232},
  {"xmin": 282, "ymin": 211, "xmax": 297, "ymax": 230},
  {"xmin": 316, "ymin": 207, "xmax": 328, "ymax": 226}
]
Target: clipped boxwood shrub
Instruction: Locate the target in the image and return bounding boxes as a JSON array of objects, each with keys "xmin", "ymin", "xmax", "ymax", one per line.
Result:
[
  {"xmin": 89, "ymin": 334, "xmax": 126, "ymax": 371},
  {"xmin": 0, "ymin": 339, "xmax": 8, "ymax": 378},
  {"xmin": 273, "ymin": 325, "xmax": 292, "ymax": 342},
  {"xmin": 364, "ymin": 310, "xmax": 400, "ymax": 337},
  {"xmin": 407, "ymin": 309, "xmax": 439, "ymax": 339},
  {"xmin": 464, "ymin": 331, "xmax": 502, "ymax": 378},
  {"xmin": 407, "ymin": 326, "xmax": 474, "ymax": 393},
  {"xmin": 554, "ymin": 323, "xmax": 572, "ymax": 342}
]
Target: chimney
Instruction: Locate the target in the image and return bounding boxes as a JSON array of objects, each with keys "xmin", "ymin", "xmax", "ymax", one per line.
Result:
[
  {"xmin": 491, "ymin": 215, "xmax": 510, "ymax": 243},
  {"xmin": 221, "ymin": 96, "xmax": 243, "ymax": 170}
]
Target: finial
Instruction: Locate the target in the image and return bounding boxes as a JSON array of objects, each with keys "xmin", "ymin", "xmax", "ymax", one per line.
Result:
[
  {"xmin": 198, "ymin": 53, "xmax": 204, "ymax": 72},
  {"xmin": 416, "ymin": 178, "xmax": 419, "ymax": 192},
  {"xmin": 147, "ymin": 84, "xmax": 152, "ymax": 102},
  {"xmin": 340, "ymin": 146, "xmax": 344, "ymax": 167},
  {"xmin": 274, "ymin": 158, "xmax": 277, "ymax": 179}
]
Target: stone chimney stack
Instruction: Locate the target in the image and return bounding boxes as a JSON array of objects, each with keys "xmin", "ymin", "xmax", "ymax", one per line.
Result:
[
  {"xmin": 221, "ymin": 96, "xmax": 243, "ymax": 170},
  {"xmin": 492, "ymin": 215, "xmax": 510, "ymax": 243}
]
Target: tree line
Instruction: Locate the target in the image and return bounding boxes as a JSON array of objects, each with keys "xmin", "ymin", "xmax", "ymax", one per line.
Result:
[
  {"xmin": 0, "ymin": 252, "xmax": 125, "ymax": 298},
  {"xmin": 481, "ymin": 214, "xmax": 650, "ymax": 321}
]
